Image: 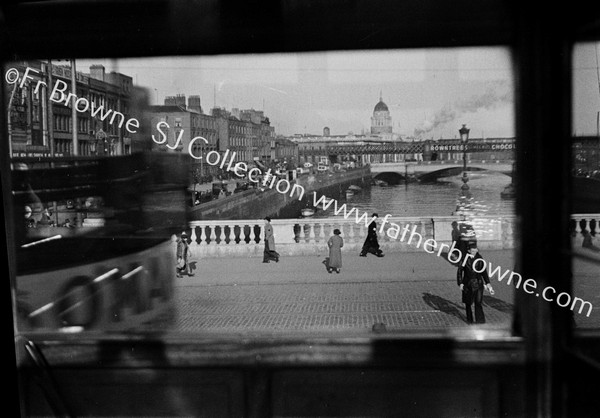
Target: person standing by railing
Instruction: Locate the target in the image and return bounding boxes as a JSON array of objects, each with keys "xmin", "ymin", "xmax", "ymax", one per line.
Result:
[
  {"xmin": 176, "ymin": 231, "xmax": 194, "ymax": 277},
  {"xmin": 263, "ymin": 217, "xmax": 280, "ymax": 263},
  {"xmin": 327, "ymin": 229, "xmax": 344, "ymax": 273}
]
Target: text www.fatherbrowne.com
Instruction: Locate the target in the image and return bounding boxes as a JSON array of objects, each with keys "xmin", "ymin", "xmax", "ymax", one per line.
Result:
[{"xmin": 312, "ymin": 192, "xmax": 593, "ymax": 317}]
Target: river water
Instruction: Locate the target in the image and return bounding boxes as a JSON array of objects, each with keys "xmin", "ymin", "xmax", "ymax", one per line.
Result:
[{"xmin": 311, "ymin": 172, "xmax": 515, "ymax": 219}]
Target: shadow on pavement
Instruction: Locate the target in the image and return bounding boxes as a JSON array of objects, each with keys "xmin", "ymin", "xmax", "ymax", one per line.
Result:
[
  {"xmin": 422, "ymin": 292, "xmax": 467, "ymax": 324},
  {"xmin": 483, "ymin": 296, "xmax": 514, "ymax": 313},
  {"xmin": 322, "ymin": 257, "xmax": 330, "ymax": 273}
]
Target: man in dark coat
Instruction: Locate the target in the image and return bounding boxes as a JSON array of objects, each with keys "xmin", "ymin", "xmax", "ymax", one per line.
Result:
[
  {"xmin": 360, "ymin": 213, "xmax": 384, "ymax": 257},
  {"xmin": 457, "ymin": 243, "xmax": 494, "ymax": 324},
  {"xmin": 176, "ymin": 231, "xmax": 194, "ymax": 277}
]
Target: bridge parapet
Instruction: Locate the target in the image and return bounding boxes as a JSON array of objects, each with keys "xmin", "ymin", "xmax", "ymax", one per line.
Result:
[
  {"xmin": 571, "ymin": 214, "xmax": 600, "ymax": 250},
  {"xmin": 185, "ymin": 215, "xmax": 518, "ymax": 258},
  {"xmin": 370, "ymin": 161, "xmax": 514, "ymax": 175}
]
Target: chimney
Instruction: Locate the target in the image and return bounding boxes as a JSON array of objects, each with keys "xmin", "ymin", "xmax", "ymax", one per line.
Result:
[
  {"xmin": 89, "ymin": 65, "xmax": 105, "ymax": 81},
  {"xmin": 188, "ymin": 95, "xmax": 203, "ymax": 113}
]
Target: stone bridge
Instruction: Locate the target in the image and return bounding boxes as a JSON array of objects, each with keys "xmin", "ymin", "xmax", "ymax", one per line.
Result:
[{"xmin": 370, "ymin": 161, "xmax": 514, "ymax": 183}]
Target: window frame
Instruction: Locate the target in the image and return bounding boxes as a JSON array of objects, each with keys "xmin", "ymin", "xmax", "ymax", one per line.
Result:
[{"xmin": 2, "ymin": 1, "xmax": 600, "ymax": 416}]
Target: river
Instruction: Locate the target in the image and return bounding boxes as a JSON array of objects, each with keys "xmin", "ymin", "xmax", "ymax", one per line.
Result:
[{"xmin": 309, "ymin": 172, "xmax": 515, "ymax": 219}]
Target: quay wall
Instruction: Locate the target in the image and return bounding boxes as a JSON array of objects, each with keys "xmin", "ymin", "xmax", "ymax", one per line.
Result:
[{"xmin": 189, "ymin": 166, "xmax": 372, "ymax": 220}]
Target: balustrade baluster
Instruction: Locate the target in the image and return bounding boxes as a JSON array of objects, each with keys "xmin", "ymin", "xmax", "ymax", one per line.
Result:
[
  {"xmin": 224, "ymin": 225, "xmax": 231, "ymax": 244},
  {"xmin": 358, "ymin": 223, "xmax": 366, "ymax": 242},
  {"xmin": 308, "ymin": 223, "xmax": 316, "ymax": 243},
  {"xmin": 318, "ymin": 223, "xmax": 326, "ymax": 242},
  {"xmin": 253, "ymin": 224, "xmax": 261, "ymax": 246},
  {"xmin": 243, "ymin": 225, "xmax": 251, "ymax": 244},
  {"xmin": 233, "ymin": 224, "xmax": 241, "ymax": 244},
  {"xmin": 190, "ymin": 227, "xmax": 197, "ymax": 245},
  {"xmin": 202, "ymin": 226, "xmax": 210, "ymax": 245},
  {"xmin": 590, "ymin": 218, "xmax": 598, "ymax": 235},
  {"xmin": 293, "ymin": 223, "xmax": 301, "ymax": 243},
  {"xmin": 348, "ymin": 222, "xmax": 356, "ymax": 242},
  {"xmin": 207, "ymin": 226, "xmax": 216, "ymax": 245},
  {"xmin": 576, "ymin": 219, "xmax": 585, "ymax": 235}
]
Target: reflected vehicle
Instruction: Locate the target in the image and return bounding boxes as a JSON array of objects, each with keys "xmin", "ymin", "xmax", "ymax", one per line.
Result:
[
  {"xmin": 212, "ymin": 180, "xmax": 236, "ymax": 198},
  {"xmin": 234, "ymin": 181, "xmax": 251, "ymax": 192}
]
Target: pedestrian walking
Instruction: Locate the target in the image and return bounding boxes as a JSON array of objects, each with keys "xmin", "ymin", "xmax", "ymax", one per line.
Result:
[
  {"xmin": 457, "ymin": 243, "xmax": 494, "ymax": 324},
  {"xmin": 176, "ymin": 231, "xmax": 194, "ymax": 277},
  {"xmin": 359, "ymin": 213, "xmax": 384, "ymax": 257},
  {"xmin": 263, "ymin": 217, "xmax": 280, "ymax": 263},
  {"xmin": 327, "ymin": 229, "xmax": 344, "ymax": 273}
]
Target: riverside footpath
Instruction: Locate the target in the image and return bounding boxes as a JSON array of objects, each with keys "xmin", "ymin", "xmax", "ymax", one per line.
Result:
[
  {"xmin": 173, "ymin": 249, "xmax": 525, "ymax": 334},
  {"xmin": 173, "ymin": 248, "xmax": 600, "ymax": 334}
]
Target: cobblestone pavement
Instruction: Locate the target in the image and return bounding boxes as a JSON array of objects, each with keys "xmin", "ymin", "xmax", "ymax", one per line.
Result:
[{"xmin": 172, "ymin": 250, "xmax": 521, "ymax": 334}]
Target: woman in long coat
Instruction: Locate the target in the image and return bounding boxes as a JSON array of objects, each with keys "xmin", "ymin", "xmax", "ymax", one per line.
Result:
[
  {"xmin": 360, "ymin": 213, "xmax": 384, "ymax": 257},
  {"xmin": 263, "ymin": 217, "xmax": 280, "ymax": 263},
  {"xmin": 327, "ymin": 229, "xmax": 344, "ymax": 273}
]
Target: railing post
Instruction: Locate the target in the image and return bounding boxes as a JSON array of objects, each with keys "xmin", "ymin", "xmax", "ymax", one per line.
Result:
[
  {"xmin": 207, "ymin": 225, "xmax": 216, "ymax": 246},
  {"xmin": 308, "ymin": 223, "xmax": 317, "ymax": 244},
  {"xmin": 189, "ymin": 227, "xmax": 197, "ymax": 245}
]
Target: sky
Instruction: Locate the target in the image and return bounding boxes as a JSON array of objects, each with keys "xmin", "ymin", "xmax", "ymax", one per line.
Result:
[
  {"xmin": 573, "ymin": 42, "xmax": 600, "ymax": 137},
  {"xmin": 76, "ymin": 43, "xmax": 599, "ymax": 139}
]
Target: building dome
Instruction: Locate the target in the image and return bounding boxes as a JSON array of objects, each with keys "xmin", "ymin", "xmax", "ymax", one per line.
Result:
[
  {"xmin": 374, "ymin": 100, "xmax": 389, "ymax": 112},
  {"xmin": 371, "ymin": 92, "xmax": 393, "ymax": 136}
]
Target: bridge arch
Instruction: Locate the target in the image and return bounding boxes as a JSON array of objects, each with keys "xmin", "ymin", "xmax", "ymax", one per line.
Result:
[
  {"xmin": 417, "ymin": 166, "xmax": 511, "ymax": 183},
  {"xmin": 373, "ymin": 172, "xmax": 410, "ymax": 185}
]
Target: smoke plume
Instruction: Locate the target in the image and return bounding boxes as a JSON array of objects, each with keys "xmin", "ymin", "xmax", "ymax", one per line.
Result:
[{"xmin": 413, "ymin": 86, "xmax": 511, "ymax": 138}]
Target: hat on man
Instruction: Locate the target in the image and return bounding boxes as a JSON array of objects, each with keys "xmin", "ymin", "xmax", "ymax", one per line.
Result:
[{"xmin": 181, "ymin": 231, "xmax": 188, "ymax": 237}]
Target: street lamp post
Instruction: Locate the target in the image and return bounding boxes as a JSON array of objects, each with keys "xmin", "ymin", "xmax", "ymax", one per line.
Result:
[
  {"xmin": 459, "ymin": 124, "xmax": 470, "ymax": 194},
  {"xmin": 455, "ymin": 124, "xmax": 471, "ymax": 215}
]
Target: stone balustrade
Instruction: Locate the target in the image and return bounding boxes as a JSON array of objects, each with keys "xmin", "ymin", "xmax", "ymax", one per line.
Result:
[
  {"xmin": 571, "ymin": 213, "xmax": 600, "ymax": 249},
  {"xmin": 571, "ymin": 214, "xmax": 600, "ymax": 235},
  {"xmin": 184, "ymin": 215, "xmax": 519, "ymax": 258}
]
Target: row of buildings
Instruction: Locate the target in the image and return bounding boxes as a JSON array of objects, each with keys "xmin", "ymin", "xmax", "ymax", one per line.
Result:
[
  {"xmin": 8, "ymin": 60, "xmax": 135, "ymax": 158},
  {"xmin": 6, "ymin": 61, "xmax": 518, "ymax": 182},
  {"xmin": 5, "ymin": 61, "xmax": 296, "ymax": 180}
]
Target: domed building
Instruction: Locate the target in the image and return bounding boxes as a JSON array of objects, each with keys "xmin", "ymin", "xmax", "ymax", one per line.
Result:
[{"xmin": 370, "ymin": 93, "xmax": 393, "ymax": 136}]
